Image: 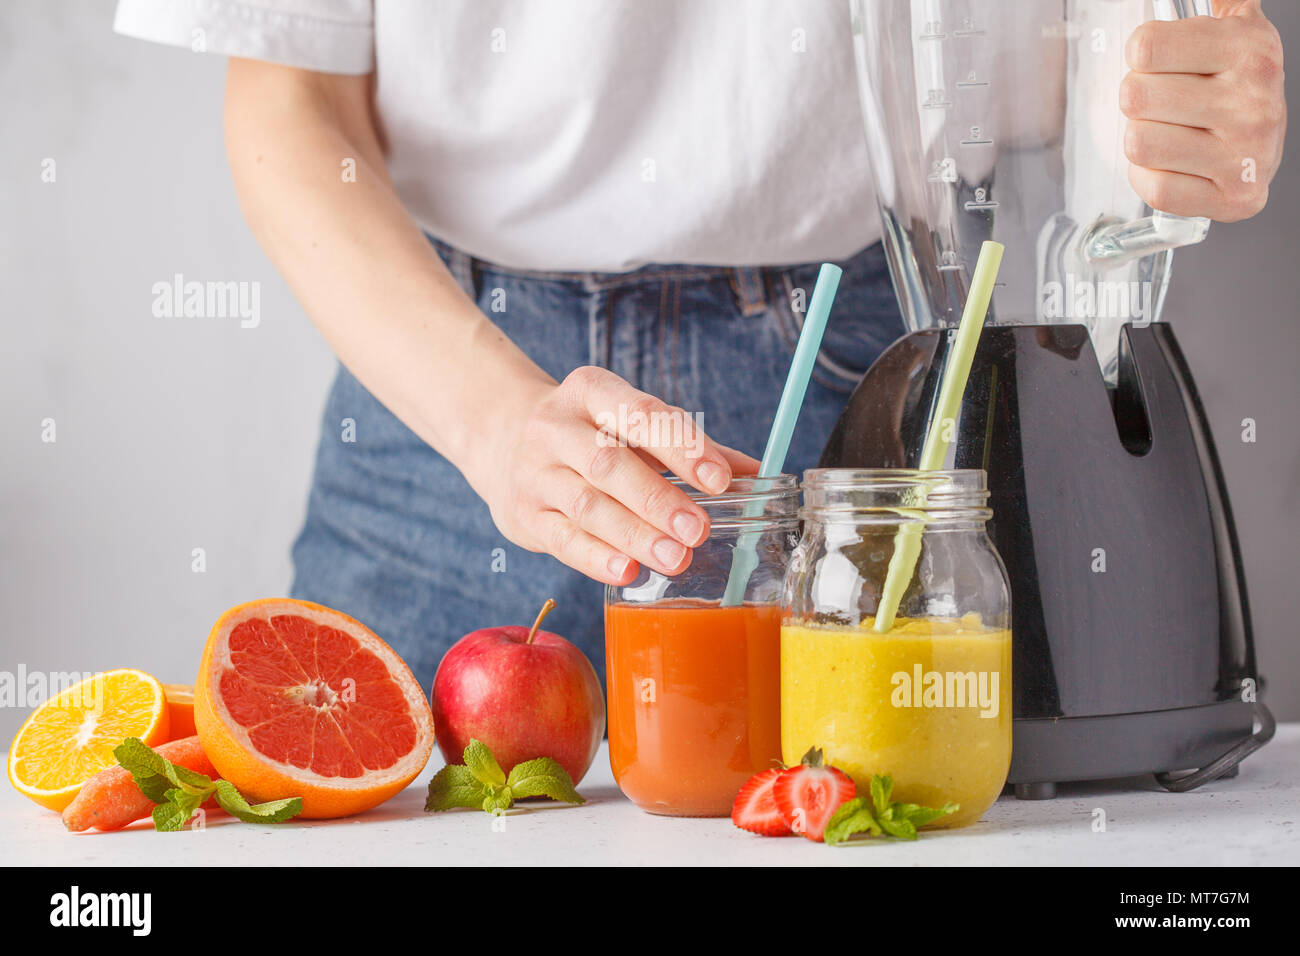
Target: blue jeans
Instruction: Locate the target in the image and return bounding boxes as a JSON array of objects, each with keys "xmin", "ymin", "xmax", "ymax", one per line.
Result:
[{"xmin": 290, "ymin": 236, "xmax": 902, "ymax": 695}]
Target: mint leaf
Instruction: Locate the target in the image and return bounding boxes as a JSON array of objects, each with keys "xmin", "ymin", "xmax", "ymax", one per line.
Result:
[
  {"xmin": 824, "ymin": 798, "xmax": 883, "ymax": 846},
  {"xmin": 114, "ymin": 737, "xmax": 213, "ymax": 803},
  {"xmin": 877, "ymin": 812, "xmax": 919, "ymax": 841},
  {"xmin": 151, "ymin": 802, "xmax": 191, "ymax": 832},
  {"xmin": 463, "ymin": 739, "xmax": 507, "ymax": 788},
  {"xmin": 114, "ymin": 738, "xmax": 169, "ymax": 800},
  {"xmin": 870, "ymin": 774, "xmax": 893, "ymax": 815},
  {"xmin": 427, "ymin": 752, "xmax": 585, "ymax": 813},
  {"xmin": 894, "ymin": 802, "xmax": 960, "ymax": 828},
  {"xmin": 481, "ymin": 785, "xmax": 513, "ymax": 813},
  {"xmin": 152, "ymin": 789, "xmax": 203, "ymax": 832},
  {"xmin": 212, "ymin": 780, "xmax": 302, "ymax": 824},
  {"xmin": 113, "ymin": 737, "xmax": 166, "ymax": 778},
  {"xmin": 425, "ymin": 764, "xmax": 487, "ymax": 812},
  {"xmin": 115, "ymin": 737, "xmax": 303, "ymax": 830},
  {"xmin": 506, "ymin": 757, "xmax": 585, "ymax": 804},
  {"xmin": 823, "ymin": 774, "xmax": 958, "ymax": 846}
]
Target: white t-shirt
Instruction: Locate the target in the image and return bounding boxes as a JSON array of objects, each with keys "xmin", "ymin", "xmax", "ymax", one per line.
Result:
[{"xmin": 114, "ymin": 0, "xmax": 881, "ymax": 272}]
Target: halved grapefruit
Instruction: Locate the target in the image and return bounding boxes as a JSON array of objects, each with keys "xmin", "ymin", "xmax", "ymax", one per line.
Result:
[{"xmin": 195, "ymin": 598, "xmax": 435, "ymax": 819}]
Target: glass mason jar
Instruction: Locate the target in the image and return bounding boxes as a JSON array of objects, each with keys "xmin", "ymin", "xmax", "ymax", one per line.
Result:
[
  {"xmin": 605, "ymin": 475, "xmax": 800, "ymax": 816},
  {"xmin": 782, "ymin": 469, "xmax": 1012, "ymax": 829}
]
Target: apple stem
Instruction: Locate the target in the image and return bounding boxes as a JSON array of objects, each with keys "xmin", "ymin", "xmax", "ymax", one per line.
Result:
[{"xmin": 526, "ymin": 598, "xmax": 556, "ymax": 645}]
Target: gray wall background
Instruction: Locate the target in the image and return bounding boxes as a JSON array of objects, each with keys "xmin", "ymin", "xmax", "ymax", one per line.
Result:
[{"xmin": 2, "ymin": 1, "xmax": 1298, "ymax": 748}]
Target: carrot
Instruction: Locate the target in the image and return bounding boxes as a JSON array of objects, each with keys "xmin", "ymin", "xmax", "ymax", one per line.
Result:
[{"xmin": 62, "ymin": 735, "xmax": 218, "ymax": 832}]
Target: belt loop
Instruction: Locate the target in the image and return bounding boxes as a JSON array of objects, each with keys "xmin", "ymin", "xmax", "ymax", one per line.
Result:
[
  {"xmin": 729, "ymin": 266, "xmax": 769, "ymax": 317},
  {"xmin": 448, "ymin": 246, "xmax": 479, "ymax": 302}
]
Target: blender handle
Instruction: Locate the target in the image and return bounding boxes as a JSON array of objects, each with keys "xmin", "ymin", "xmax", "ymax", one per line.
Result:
[
  {"xmin": 1083, "ymin": 210, "xmax": 1209, "ymax": 263},
  {"xmin": 1154, "ymin": 700, "xmax": 1276, "ymax": 793},
  {"xmin": 1082, "ymin": 0, "xmax": 1213, "ymax": 266}
]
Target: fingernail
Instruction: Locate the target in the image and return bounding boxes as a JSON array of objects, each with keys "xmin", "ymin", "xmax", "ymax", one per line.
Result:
[
  {"xmin": 670, "ymin": 509, "xmax": 705, "ymax": 545},
  {"xmin": 695, "ymin": 460, "xmax": 728, "ymax": 495},
  {"xmin": 607, "ymin": 554, "xmax": 631, "ymax": 579},
  {"xmin": 652, "ymin": 537, "xmax": 687, "ymax": 569}
]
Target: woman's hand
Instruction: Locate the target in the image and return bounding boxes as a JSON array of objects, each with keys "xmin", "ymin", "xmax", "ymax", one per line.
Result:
[
  {"xmin": 480, "ymin": 366, "xmax": 760, "ymax": 586},
  {"xmin": 1121, "ymin": 0, "xmax": 1284, "ymax": 222}
]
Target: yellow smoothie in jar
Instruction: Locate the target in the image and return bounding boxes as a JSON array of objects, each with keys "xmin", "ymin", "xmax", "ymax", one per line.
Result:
[{"xmin": 781, "ymin": 615, "xmax": 1011, "ymax": 828}]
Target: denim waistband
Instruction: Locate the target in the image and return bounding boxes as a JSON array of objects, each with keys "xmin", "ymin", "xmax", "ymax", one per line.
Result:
[{"xmin": 425, "ymin": 232, "xmax": 875, "ymax": 319}]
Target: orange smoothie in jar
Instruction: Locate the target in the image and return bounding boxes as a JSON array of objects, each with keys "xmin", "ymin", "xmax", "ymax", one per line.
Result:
[{"xmin": 605, "ymin": 599, "xmax": 782, "ymax": 816}]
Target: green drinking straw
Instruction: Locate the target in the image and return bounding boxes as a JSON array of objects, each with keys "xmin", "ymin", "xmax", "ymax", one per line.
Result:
[
  {"xmin": 719, "ymin": 263, "xmax": 843, "ymax": 607},
  {"xmin": 873, "ymin": 240, "xmax": 1004, "ymax": 632}
]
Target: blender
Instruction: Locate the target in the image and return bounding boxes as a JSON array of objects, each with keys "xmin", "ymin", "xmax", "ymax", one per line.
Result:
[{"xmin": 826, "ymin": 0, "xmax": 1274, "ymax": 796}]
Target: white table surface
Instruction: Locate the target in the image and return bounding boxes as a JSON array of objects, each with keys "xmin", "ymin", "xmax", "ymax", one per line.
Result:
[{"xmin": 6, "ymin": 725, "xmax": 1298, "ymax": 866}]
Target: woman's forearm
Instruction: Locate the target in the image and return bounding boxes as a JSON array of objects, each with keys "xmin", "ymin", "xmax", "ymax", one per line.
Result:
[
  {"xmin": 222, "ymin": 58, "xmax": 552, "ymax": 498},
  {"xmin": 223, "ymin": 58, "xmax": 758, "ymax": 586}
]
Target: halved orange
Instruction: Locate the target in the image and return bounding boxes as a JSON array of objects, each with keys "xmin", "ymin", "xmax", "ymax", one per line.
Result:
[
  {"xmin": 162, "ymin": 684, "xmax": 197, "ymax": 739},
  {"xmin": 195, "ymin": 598, "xmax": 435, "ymax": 819},
  {"xmin": 7, "ymin": 668, "xmax": 169, "ymax": 812}
]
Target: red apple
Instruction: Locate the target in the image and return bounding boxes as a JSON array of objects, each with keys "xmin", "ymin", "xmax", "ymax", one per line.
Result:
[{"xmin": 430, "ymin": 598, "xmax": 605, "ymax": 785}]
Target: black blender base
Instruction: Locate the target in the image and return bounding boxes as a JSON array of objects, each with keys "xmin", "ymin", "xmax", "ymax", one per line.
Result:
[
  {"xmin": 822, "ymin": 323, "xmax": 1268, "ymax": 794},
  {"xmin": 1008, "ymin": 700, "xmax": 1256, "ymax": 797},
  {"xmin": 1014, "ymin": 782, "xmax": 1057, "ymax": 800},
  {"xmin": 1012, "ymin": 762, "xmax": 1237, "ymax": 799}
]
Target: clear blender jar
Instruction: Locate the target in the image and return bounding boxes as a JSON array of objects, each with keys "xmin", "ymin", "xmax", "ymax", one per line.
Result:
[{"xmin": 850, "ymin": 0, "xmax": 1213, "ymax": 383}]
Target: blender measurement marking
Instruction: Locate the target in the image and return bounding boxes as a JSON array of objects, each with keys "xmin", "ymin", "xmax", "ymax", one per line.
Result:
[
  {"xmin": 964, "ymin": 187, "xmax": 998, "ymax": 211},
  {"xmin": 922, "ymin": 88, "xmax": 953, "ymax": 110}
]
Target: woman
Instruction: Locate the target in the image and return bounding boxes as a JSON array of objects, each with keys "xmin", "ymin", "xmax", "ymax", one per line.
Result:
[{"xmin": 114, "ymin": 0, "xmax": 1284, "ymax": 691}]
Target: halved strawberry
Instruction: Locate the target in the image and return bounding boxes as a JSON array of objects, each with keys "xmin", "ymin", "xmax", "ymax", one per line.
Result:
[
  {"xmin": 731, "ymin": 768, "xmax": 792, "ymax": 836},
  {"xmin": 772, "ymin": 747, "xmax": 857, "ymax": 842}
]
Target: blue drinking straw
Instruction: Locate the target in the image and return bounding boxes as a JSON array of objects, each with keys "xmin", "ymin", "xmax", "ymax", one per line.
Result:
[{"xmin": 719, "ymin": 263, "xmax": 842, "ymax": 607}]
